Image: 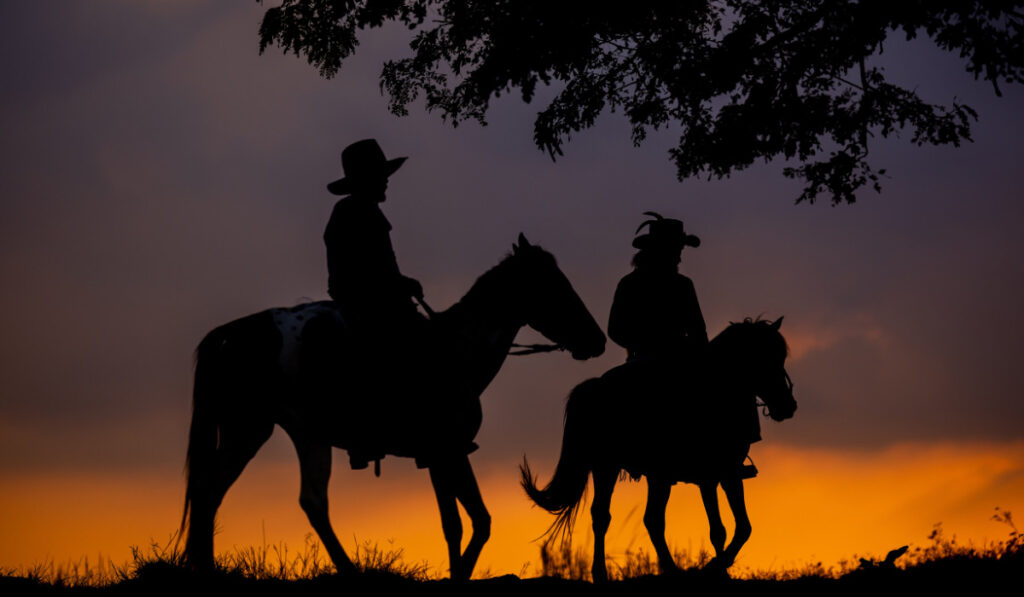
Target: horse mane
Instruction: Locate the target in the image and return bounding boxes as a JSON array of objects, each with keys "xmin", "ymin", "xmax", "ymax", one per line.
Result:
[
  {"xmin": 712, "ymin": 317, "xmax": 789, "ymax": 358},
  {"xmin": 446, "ymin": 244, "xmax": 556, "ymax": 314}
]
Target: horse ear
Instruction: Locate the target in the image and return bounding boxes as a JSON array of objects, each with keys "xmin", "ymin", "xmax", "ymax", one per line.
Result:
[
  {"xmin": 518, "ymin": 232, "xmax": 531, "ymax": 248},
  {"xmin": 771, "ymin": 316, "xmax": 784, "ymax": 330}
]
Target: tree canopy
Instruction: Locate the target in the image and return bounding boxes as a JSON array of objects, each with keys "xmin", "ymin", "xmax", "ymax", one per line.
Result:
[{"xmin": 257, "ymin": 1, "xmax": 1023, "ymax": 204}]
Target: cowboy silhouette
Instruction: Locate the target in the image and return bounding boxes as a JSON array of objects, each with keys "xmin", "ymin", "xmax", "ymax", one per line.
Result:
[
  {"xmin": 325, "ymin": 139, "xmax": 423, "ymax": 326},
  {"xmin": 323, "ymin": 139, "xmax": 428, "ymax": 470},
  {"xmin": 608, "ymin": 212, "xmax": 707, "ymax": 364},
  {"xmin": 609, "ymin": 214, "xmax": 759, "ymax": 479}
]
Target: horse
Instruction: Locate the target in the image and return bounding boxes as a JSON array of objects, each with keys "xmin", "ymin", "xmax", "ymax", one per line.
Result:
[
  {"xmin": 521, "ymin": 317, "xmax": 796, "ymax": 581},
  {"xmin": 179, "ymin": 234, "xmax": 606, "ymax": 580}
]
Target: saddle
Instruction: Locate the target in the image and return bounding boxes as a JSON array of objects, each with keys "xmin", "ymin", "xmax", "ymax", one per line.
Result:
[
  {"xmin": 600, "ymin": 359, "xmax": 754, "ymax": 484},
  {"xmin": 295, "ymin": 304, "xmax": 477, "ymax": 474}
]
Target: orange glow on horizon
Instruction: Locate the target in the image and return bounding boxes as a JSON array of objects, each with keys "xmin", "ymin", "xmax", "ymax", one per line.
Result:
[{"xmin": 2, "ymin": 440, "xmax": 1022, "ymax": 578}]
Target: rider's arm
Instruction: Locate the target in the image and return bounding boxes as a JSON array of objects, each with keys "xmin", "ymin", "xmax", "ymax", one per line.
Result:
[
  {"xmin": 682, "ymin": 276, "xmax": 708, "ymax": 345},
  {"xmin": 608, "ymin": 276, "xmax": 638, "ymax": 351}
]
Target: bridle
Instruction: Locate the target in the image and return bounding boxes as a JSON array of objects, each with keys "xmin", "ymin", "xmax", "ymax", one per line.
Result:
[
  {"xmin": 757, "ymin": 370, "xmax": 794, "ymax": 416},
  {"xmin": 509, "ymin": 342, "xmax": 565, "ymax": 355}
]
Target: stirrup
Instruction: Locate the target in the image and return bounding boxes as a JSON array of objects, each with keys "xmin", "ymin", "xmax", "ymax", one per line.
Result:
[
  {"xmin": 740, "ymin": 456, "xmax": 758, "ymax": 479},
  {"xmin": 349, "ymin": 455, "xmax": 383, "ymax": 477}
]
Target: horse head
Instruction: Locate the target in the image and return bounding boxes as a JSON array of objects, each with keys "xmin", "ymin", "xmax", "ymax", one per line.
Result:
[
  {"xmin": 509, "ymin": 234, "xmax": 606, "ymax": 360},
  {"xmin": 719, "ymin": 316, "xmax": 797, "ymax": 421},
  {"xmin": 754, "ymin": 317, "xmax": 797, "ymax": 421}
]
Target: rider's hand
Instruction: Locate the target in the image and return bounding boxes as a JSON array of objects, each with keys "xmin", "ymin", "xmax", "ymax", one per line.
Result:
[{"xmin": 404, "ymin": 276, "xmax": 424, "ymax": 300}]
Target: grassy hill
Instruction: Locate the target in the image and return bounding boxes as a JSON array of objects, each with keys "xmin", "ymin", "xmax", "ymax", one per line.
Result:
[{"xmin": 3, "ymin": 512, "xmax": 1020, "ymax": 597}]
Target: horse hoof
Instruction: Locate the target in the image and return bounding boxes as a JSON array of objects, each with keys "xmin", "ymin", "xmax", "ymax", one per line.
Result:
[
  {"xmin": 447, "ymin": 562, "xmax": 470, "ymax": 583},
  {"xmin": 333, "ymin": 560, "xmax": 358, "ymax": 576},
  {"xmin": 703, "ymin": 558, "xmax": 731, "ymax": 578}
]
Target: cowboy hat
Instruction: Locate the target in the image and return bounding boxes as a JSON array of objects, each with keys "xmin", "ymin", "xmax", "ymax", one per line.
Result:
[
  {"xmin": 632, "ymin": 211, "xmax": 701, "ymax": 250},
  {"xmin": 327, "ymin": 139, "xmax": 407, "ymax": 195}
]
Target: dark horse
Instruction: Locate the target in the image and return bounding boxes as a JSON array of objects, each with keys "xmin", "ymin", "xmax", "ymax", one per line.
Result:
[
  {"xmin": 180, "ymin": 235, "xmax": 606, "ymax": 580},
  {"xmin": 521, "ymin": 317, "xmax": 796, "ymax": 581}
]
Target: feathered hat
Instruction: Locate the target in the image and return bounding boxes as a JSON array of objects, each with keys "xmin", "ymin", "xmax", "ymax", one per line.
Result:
[{"xmin": 632, "ymin": 211, "xmax": 701, "ymax": 250}]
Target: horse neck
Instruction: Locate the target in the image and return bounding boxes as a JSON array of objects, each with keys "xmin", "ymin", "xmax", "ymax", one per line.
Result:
[
  {"xmin": 708, "ymin": 334, "xmax": 757, "ymax": 401},
  {"xmin": 438, "ymin": 261, "xmax": 526, "ymax": 394}
]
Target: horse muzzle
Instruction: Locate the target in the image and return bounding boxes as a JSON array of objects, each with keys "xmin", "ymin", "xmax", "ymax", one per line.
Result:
[{"xmin": 768, "ymin": 397, "xmax": 797, "ymax": 421}]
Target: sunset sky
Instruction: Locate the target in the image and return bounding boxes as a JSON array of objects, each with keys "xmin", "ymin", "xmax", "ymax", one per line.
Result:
[{"xmin": 2, "ymin": 2, "xmax": 1023, "ymax": 578}]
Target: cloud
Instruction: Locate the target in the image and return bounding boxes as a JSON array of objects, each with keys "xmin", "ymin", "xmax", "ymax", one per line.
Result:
[
  {"xmin": 2, "ymin": 2, "xmax": 1024, "ymax": 488},
  {"xmin": 782, "ymin": 315, "xmax": 890, "ymax": 362}
]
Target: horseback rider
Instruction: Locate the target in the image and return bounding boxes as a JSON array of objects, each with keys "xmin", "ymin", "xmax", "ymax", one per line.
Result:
[
  {"xmin": 323, "ymin": 138, "xmax": 428, "ymax": 470},
  {"xmin": 607, "ymin": 213, "xmax": 721, "ymax": 480},
  {"xmin": 325, "ymin": 139, "xmax": 424, "ymax": 330},
  {"xmin": 608, "ymin": 212, "xmax": 707, "ymax": 365},
  {"xmin": 609, "ymin": 213, "xmax": 758, "ymax": 480}
]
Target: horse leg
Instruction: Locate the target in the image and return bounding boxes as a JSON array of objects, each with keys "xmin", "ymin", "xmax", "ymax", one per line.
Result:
[
  {"xmin": 699, "ymin": 482, "xmax": 727, "ymax": 562},
  {"xmin": 293, "ymin": 438, "xmax": 356, "ymax": 574},
  {"xmin": 590, "ymin": 467, "xmax": 617, "ymax": 583},
  {"xmin": 185, "ymin": 421, "xmax": 272, "ymax": 568},
  {"xmin": 429, "ymin": 461, "xmax": 466, "ymax": 580},
  {"xmin": 718, "ymin": 477, "xmax": 751, "ymax": 569},
  {"xmin": 643, "ymin": 477, "xmax": 678, "ymax": 574},
  {"xmin": 450, "ymin": 456, "xmax": 491, "ymax": 581}
]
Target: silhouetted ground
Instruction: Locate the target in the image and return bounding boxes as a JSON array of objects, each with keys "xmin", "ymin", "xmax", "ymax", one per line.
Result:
[
  {"xmin": 5, "ymin": 513, "xmax": 1020, "ymax": 597},
  {"xmin": 3, "ymin": 551, "xmax": 1020, "ymax": 597}
]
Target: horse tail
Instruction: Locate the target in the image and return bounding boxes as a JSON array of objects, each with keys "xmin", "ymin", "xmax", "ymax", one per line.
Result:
[
  {"xmin": 179, "ymin": 324, "xmax": 229, "ymax": 565},
  {"xmin": 520, "ymin": 377, "xmax": 603, "ymax": 542}
]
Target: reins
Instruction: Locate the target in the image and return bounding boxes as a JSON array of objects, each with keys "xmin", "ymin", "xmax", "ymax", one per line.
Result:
[
  {"xmin": 415, "ymin": 295, "xmax": 437, "ymax": 319},
  {"xmin": 509, "ymin": 343, "xmax": 566, "ymax": 356}
]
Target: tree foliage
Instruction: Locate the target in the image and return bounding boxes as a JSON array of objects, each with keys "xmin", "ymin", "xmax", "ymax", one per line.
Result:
[{"xmin": 257, "ymin": 1, "xmax": 1024, "ymax": 204}]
